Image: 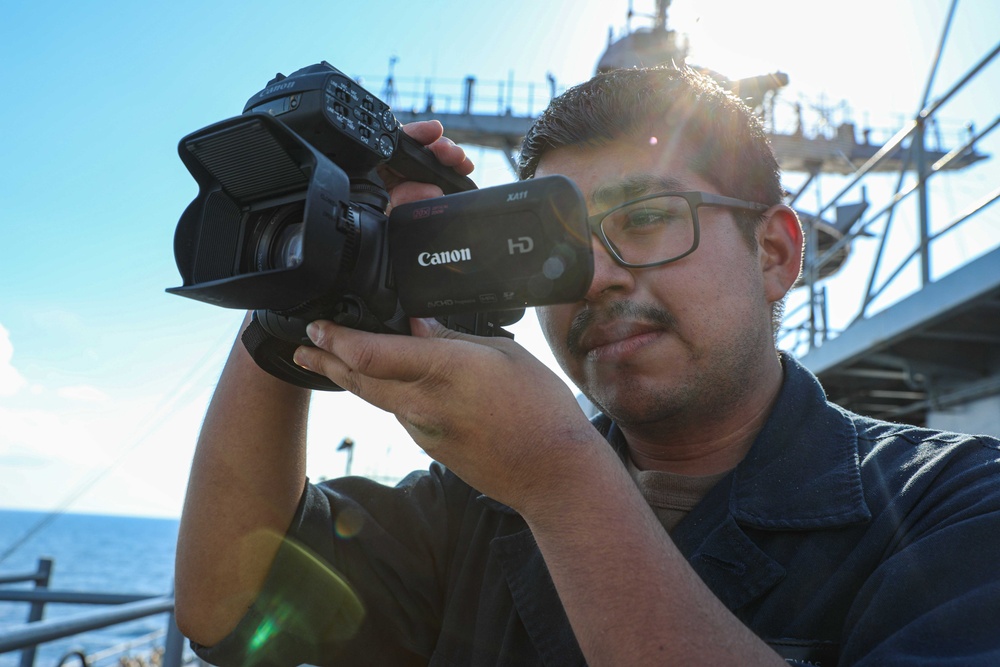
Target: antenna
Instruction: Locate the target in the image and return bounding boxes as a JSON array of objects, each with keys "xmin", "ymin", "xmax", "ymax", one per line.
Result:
[{"xmin": 381, "ymin": 56, "xmax": 399, "ymax": 109}]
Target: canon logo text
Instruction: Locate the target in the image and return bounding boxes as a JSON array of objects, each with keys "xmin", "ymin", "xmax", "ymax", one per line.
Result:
[{"xmin": 417, "ymin": 248, "xmax": 472, "ymax": 266}]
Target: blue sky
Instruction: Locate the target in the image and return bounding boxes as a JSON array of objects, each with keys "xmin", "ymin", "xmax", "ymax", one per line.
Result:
[{"xmin": 1, "ymin": 0, "xmax": 998, "ymax": 518}]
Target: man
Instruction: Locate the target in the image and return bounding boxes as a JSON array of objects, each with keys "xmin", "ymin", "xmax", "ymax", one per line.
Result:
[{"xmin": 174, "ymin": 67, "xmax": 1000, "ymax": 666}]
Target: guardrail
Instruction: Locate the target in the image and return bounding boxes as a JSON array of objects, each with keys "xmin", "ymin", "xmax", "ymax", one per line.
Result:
[
  {"xmin": 0, "ymin": 558, "xmax": 191, "ymax": 667},
  {"xmin": 779, "ymin": 35, "xmax": 1000, "ymax": 357}
]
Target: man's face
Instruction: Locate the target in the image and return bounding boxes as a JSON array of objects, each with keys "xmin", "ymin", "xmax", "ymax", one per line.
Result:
[{"xmin": 535, "ymin": 134, "xmax": 776, "ymax": 429}]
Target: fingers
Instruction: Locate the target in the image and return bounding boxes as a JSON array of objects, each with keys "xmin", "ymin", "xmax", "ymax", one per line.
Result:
[
  {"xmin": 408, "ymin": 317, "xmax": 462, "ymax": 340},
  {"xmin": 388, "ymin": 181, "xmax": 450, "ymax": 210},
  {"xmin": 399, "ymin": 120, "xmax": 473, "ymax": 173},
  {"xmin": 289, "ymin": 317, "xmax": 599, "ymax": 509},
  {"xmin": 408, "ymin": 317, "xmax": 442, "ymax": 338},
  {"xmin": 380, "ymin": 121, "xmax": 475, "ymax": 210},
  {"xmin": 297, "ymin": 318, "xmax": 483, "ymax": 374},
  {"xmin": 291, "ymin": 318, "xmax": 506, "ymax": 410},
  {"xmin": 294, "ymin": 322, "xmax": 428, "ymax": 388},
  {"xmin": 399, "ymin": 119, "xmax": 445, "ymax": 145},
  {"xmin": 292, "ymin": 320, "xmax": 486, "ymax": 448},
  {"xmin": 425, "ymin": 136, "xmax": 475, "ymax": 176}
]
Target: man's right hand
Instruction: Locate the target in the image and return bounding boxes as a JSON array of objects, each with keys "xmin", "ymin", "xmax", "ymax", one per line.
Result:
[{"xmin": 379, "ymin": 120, "xmax": 476, "ymax": 211}]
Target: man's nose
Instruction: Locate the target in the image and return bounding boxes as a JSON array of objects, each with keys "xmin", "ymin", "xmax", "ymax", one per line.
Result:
[{"xmin": 584, "ymin": 233, "xmax": 636, "ymax": 302}]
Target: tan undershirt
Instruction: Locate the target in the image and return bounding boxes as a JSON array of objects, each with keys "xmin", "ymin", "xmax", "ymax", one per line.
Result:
[{"xmin": 627, "ymin": 457, "xmax": 730, "ymax": 533}]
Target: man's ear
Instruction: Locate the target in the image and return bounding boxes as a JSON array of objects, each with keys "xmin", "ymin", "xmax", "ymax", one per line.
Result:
[{"xmin": 757, "ymin": 205, "xmax": 804, "ymax": 303}]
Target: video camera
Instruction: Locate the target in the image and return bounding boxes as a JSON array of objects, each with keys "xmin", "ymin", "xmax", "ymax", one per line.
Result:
[{"xmin": 168, "ymin": 62, "xmax": 594, "ymax": 390}]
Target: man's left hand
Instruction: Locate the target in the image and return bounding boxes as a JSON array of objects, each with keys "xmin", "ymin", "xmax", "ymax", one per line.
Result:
[{"xmin": 293, "ymin": 317, "xmax": 602, "ymax": 512}]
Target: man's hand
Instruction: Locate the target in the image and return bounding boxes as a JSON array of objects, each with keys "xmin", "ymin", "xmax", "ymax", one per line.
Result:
[
  {"xmin": 292, "ymin": 317, "xmax": 602, "ymax": 512},
  {"xmin": 378, "ymin": 120, "xmax": 476, "ymax": 211}
]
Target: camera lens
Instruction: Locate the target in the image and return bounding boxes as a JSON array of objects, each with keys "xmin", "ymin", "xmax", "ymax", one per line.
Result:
[
  {"xmin": 249, "ymin": 203, "xmax": 306, "ymax": 273},
  {"xmin": 273, "ymin": 223, "xmax": 304, "ymax": 269}
]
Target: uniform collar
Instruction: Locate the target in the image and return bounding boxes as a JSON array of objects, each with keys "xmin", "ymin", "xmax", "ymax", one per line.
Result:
[{"xmin": 729, "ymin": 353, "xmax": 871, "ymax": 529}]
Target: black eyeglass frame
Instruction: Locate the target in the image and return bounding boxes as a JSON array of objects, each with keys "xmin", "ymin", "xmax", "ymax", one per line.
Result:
[{"xmin": 587, "ymin": 191, "xmax": 771, "ymax": 268}]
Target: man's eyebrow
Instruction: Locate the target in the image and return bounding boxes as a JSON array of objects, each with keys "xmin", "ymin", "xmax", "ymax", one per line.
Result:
[{"xmin": 590, "ymin": 175, "xmax": 689, "ymax": 207}]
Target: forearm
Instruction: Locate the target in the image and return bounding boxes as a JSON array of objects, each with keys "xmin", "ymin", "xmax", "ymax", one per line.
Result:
[
  {"xmin": 523, "ymin": 444, "xmax": 784, "ymax": 666},
  {"xmin": 175, "ymin": 318, "xmax": 311, "ymax": 645}
]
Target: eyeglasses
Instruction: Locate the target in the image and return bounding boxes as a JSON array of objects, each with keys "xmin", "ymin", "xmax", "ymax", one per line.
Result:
[{"xmin": 588, "ymin": 191, "xmax": 770, "ymax": 268}]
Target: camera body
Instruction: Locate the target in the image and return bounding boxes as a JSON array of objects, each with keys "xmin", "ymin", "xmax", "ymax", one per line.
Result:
[{"xmin": 168, "ymin": 62, "xmax": 593, "ymax": 390}]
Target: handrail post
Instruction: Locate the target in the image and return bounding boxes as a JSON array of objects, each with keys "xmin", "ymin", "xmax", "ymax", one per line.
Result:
[
  {"xmin": 162, "ymin": 582, "xmax": 185, "ymax": 667},
  {"xmin": 805, "ymin": 219, "xmax": 819, "ymax": 350},
  {"xmin": 19, "ymin": 557, "xmax": 53, "ymax": 667},
  {"xmin": 914, "ymin": 115, "xmax": 931, "ymax": 287},
  {"xmin": 162, "ymin": 611, "xmax": 185, "ymax": 667},
  {"xmin": 463, "ymin": 76, "xmax": 475, "ymax": 115}
]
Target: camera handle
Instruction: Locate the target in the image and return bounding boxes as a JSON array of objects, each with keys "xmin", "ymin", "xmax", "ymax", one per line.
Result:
[
  {"xmin": 242, "ymin": 311, "xmax": 344, "ymax": 391},
  {"xmin": 389, "ymin": 130, "xmax": 478, "ymax": 196}
]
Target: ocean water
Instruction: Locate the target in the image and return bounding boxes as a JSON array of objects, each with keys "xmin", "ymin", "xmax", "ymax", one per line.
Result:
[{"xmin": 0, "ymin": 509, "xmax": 183, "ymax": 667}]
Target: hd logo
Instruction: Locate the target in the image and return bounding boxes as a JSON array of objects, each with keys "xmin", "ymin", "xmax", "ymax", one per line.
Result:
[{"xmin": 508, "ymin": 237, "xmax": 534, "ymax": 254}]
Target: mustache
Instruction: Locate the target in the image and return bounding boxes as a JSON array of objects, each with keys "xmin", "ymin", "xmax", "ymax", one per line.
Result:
[{"xmin": 566, "ymin": 300, "xmax": 678, "ymax": 356}]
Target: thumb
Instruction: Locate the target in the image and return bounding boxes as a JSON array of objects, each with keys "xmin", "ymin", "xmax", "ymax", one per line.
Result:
[
  {"xmin": 409, "ymin": 317, "xmax": 501, "ymax": 346},
  {"xmin": 409, "ymin": 317, "xmax": 520, "ymax": 357},
  {"xmin": 409, "ymin": 317, "xmax": 459, "ymax": 340}
]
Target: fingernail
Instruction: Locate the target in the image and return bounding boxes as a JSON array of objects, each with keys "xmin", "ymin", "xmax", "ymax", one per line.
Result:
[
  {"xmin": 293, "ymin": 347, "xmax": 311, "ymax": 370},
  {"xmin": 306, "ymin": 322, "xmax": 322, "ymax": 344}
]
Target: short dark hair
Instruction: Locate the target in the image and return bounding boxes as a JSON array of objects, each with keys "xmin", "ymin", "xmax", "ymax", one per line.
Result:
[
  {"xmin": 518, "ymin": 66, "xmax": 790, "ymax": 337},
  {"xmin": 517, "ymin": 66, "xmax": 783, "ymax": 248}
]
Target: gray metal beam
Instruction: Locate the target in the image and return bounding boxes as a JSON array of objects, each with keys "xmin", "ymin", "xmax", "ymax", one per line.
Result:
[
  {"xmin": 0, "ymin": 589, "xmax": 153, "ymax": 605},
  {"xmin": 0, "ymin": 597, "xmax": 174, "ymax": 654},
  {"xmin": 799, "ymin": 246, "xmax": 1000, "ymax": 375},
  {"xmin": 394, "ymin": 110, "xmax": 535, "ymax": 152},
  {"xmin": 887, "ymin": 374, "xmax": 1000, "ymax": 418}
]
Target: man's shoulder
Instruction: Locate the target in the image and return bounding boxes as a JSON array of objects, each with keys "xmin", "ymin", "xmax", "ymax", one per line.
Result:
[
  {"xmin": 836, "ymin": 409, "xmax": 1000, "ymax": 508},
  {"xmin": 846, "ymin": 408, "xmax": 1000, "ymax": 456}
]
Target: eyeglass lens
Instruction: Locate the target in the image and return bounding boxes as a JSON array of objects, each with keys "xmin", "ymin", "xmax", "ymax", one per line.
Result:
[{"xmin": 600, "ymin": 195, "xmax": 696, "ymax": 266}]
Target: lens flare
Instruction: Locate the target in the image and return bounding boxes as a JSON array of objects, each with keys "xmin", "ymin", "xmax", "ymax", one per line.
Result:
[
  {"xmin": 243, "ymin": 528, "xmax": 366, "ymax": 661},
  {"xmin": 335, "ymin": 509, "xmax": 365, "ymax": 539}
]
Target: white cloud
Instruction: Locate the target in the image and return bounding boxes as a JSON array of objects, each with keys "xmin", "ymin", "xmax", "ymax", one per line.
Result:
[
  {"xmin": 0, "ymin": 388, "xmax": 211, "ymax": 517},
  {"xmin": 57, "ymin": 384, "xmax": 110, "ymax": 403},
  {"xmin": 0, "ymin": 406, "xmax": 105, "ymax": 466},
  {"xmin": 0, "ymin": 323, "xmax": 26, "ymax": 397}
]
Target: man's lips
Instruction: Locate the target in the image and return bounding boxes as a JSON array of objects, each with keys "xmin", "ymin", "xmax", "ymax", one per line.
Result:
[
  {"xmin": 577, "ymin": 321, "xmax": 666, "ymax": 359},
  {"xmin": 565, "ymin": 301, "xmax": 678, "ymax": 359}
]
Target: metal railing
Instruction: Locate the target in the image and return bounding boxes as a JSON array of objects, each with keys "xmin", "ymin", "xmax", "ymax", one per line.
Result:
[
  {"xmin": 0, "ymin": 558, "xmax": 192, "ymax": 667},
  {"xmin": 779, "ymin": 25, "xmax": 1000, "ymax": 357},
  {"xmin": 368, "ymin": 71, "xmax": 562, "ymax": 119}
]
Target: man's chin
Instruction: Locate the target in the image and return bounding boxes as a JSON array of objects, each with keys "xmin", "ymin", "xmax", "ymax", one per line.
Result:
[{"xmin": 581, "ymin": 381, "xmax": 686, "ymax": 428}]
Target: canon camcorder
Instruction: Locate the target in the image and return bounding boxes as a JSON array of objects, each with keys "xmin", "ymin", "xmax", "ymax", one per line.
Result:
[{"xmin": 168, "ymin": 62, "xmax": 594, "ymax": 390}]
